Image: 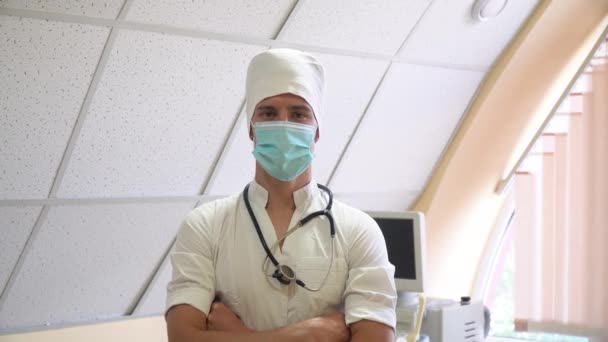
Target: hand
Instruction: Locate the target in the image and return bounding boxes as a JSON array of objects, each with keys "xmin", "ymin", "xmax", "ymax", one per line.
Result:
[
  {"xmin": 313, "ymin": 312, "xmax": 350, "ymax": 342},
  {"xmin": 281, "ymin": 311, "xmax": 350, "ymax": 342},
  {"xmin": 207, "ymin": 302, "xmax": 252, "ymax": 333}
]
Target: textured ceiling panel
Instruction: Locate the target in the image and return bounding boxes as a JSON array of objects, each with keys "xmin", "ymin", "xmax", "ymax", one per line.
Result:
[
  {"xmin": 0, "ymin": 0, "xmax": 125, "ymax": 18},
  {"xmin": 278, "ymin": 0, "xmax": 431, "ymax": 55},
  {"xmin": 0, "ymin": 201, "xmax": 194, "ymax": 331},
  {"xmin": 56, "ymin": 30, "xmax": 265, "ymax": 198},
  {"xmin": 204, "ymin": 110, "xmax": 255, "ymax": 196},
  {"xmin": 125, "ymin": 0, "xmax": 296, "ymax": 39},
  {"xmin": 330, "ymin": 63, "xmax": 484, "ymax": 208},
  {"xmin": 399, "ymin": 0, "xmax": 538, "ymax": 68},
  {"xmin": 310, "ymin": 54, "xmax": 389, "ymax": 184},
  {"xmin": 133, "ymin": 256, "xmax": 171, "ymax": 316},
  {"xmin": 205, "ymin": 52, "xmax": 388, "ymax": 195},
  {"xmin": 0, "ymin": 206, "xmax": 41, "ymax": 293},
  {"xmin": 0, "ymin": 15, "xmax": 109, "ymax": 199},
  {"xmin": 335, "ymin": 191, "xmax": 419, "ymax": 212}
]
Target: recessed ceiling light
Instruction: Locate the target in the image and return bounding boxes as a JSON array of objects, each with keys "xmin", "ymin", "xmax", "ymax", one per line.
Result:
[{"xmin": 472, "ymin": 0, "xmax": 509, "ymax": 22}]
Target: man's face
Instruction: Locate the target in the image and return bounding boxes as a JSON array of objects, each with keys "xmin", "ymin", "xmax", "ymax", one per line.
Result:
[{"xmin": 249, "ymin": 93, "xmax": 319, "ymax": 142}]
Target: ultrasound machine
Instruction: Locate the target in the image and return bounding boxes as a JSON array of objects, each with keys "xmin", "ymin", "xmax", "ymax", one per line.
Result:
[{"xmin": 368, "ymin": 211, "xmax": 487, "ymax": 342}]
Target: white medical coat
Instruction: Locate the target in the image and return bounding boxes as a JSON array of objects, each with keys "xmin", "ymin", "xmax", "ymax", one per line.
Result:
[{"xmin": 166, "ymin": 180, "xmax": 397, "ymax": 331}]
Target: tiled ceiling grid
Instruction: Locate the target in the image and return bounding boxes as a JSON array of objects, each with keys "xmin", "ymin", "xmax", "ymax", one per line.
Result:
[
  {"xmin": 0, "ymin": 0, "xmax": 539, "ymax": 331},
  {"xmin": 0, "ymin": 0, "xmax": 504, "ymax": 208}
]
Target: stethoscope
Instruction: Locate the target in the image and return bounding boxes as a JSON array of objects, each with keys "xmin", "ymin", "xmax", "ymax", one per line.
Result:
[{"xmin": 243, "ymin": 183, "xmax": 336, "ymax": 291}]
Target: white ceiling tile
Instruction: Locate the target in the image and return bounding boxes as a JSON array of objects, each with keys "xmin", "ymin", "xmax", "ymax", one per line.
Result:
[
  {"xmin": 56, "ymin": 31, "xmax": 265, "ymax": 198},
  {"xmin": 0, "ymin": 201, "xmax": 194, "ymax": 331},
  {"xmin": 399, "ymin": 0, "xmax": 538, "ymax": 68},
  {"xmin": 125, "ymin": 0, "xmax": 296, "ymax": 39},
  {"xmin": 330, "ymin": 63, "xmax": 484, "ymax": 204},
  {"xmin": 205, "ymin": 53, "xmax": 388, "ymax": 195},
  {"xmin": 0, "ymin": 0, "xmax": 125, "ymax": 18},
  {"xmin": 336, "ymin": 191, "xmax": 419, "ymax": 212},
  {"xmin": 133, "ymin": 256, "xmax": 171, "ymax": 316},
  {"xmin": 310, "ymin": 53, "xmax": 389, "ymax": 184},
  {"xmin": 0, "ymin": 16, "xmax": 109, "ymax": 199},
  {"xmin": 0, "ymin": 206, "xmax": 41, "ymax": 292},
  {"xmin": 204, "ymin": 110, "xmax": 256, "ymax": 196},
  {"xmin": 278, "ymin": 0, "xmax": 431, "ymax": 55}
]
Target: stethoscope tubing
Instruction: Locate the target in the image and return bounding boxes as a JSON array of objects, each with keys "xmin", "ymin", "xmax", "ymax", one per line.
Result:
[{"xmin": 243, "ymin": 183, "xmax": 336, "ymax": 291}]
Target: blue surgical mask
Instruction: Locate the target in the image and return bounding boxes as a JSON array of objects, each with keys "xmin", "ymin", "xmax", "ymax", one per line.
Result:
[{"xmin": 252, "ymin": 121, "xmax": 316, "ymax": 182}]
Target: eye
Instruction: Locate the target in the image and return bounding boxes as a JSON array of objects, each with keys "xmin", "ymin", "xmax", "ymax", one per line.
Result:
[
  {"xmin": 256, "ymin": 110, "xmax": 275, "ymax": 120},
  {"xmin": 291, "ymin": 110, "xmax": 314, "ymax": 123}
]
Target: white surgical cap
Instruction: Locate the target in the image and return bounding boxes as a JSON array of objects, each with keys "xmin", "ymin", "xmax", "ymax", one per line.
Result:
[{"xmin": 245, "ymin": 48, "xmax": 325, "ymax": 128}]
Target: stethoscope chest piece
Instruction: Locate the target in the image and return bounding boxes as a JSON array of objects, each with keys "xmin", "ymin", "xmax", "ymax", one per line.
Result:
[{"xmin": 273, "ymin": 264, "xmax": 296, "ymax": 285}]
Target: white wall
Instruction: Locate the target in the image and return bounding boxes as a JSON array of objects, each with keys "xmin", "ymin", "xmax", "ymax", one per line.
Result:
[{"xmin": 0, "ymin": 316, "xmax": 167, "ymax": 342}]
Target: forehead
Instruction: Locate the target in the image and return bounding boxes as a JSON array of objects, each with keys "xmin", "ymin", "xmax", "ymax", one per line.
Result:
[{"xmin": 255, "ymin": 93, "xmax": 312, "ymax": 110}]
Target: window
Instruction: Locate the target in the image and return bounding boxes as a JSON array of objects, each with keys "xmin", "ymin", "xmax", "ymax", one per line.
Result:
[
  {"xmin": 484, "ymin": 216, "xmax": 589, "ymax": 341},
  {"xmin": 483, "ymin": 36, "xmax": 607, "ymax": 341}
]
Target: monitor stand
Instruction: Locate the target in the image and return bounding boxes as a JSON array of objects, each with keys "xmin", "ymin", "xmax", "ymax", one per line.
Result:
[
  {"xmin": 395, "ymin": 291, "xmax": 428, "ymax": 342},
  {"xmin": 395, "ymin": 291, "xmax": 419, "ymax": 333},
  {"xmin": 397, "ymin": 291, "xmax": 418, "ymax": 307}
]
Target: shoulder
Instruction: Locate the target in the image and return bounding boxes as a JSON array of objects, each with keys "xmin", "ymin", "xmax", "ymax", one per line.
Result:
[
  {"xmin": 332, "ymin": 200, "xmax": 388, "ymax": 258},
  {"xmin": 332, "ymin": 199, "xmax": 379, "ymax": 232},
  {"xmin": 187, "ymin": 194, "xmax": 240, "ymax": 221},
  {"xmin": 180, "ymin": 193, "xmax": 241, "ymax": 237}
]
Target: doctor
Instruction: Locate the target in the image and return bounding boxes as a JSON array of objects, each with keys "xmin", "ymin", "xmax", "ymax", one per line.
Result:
[{"xmin": 165, "ymin": 49, "xmax": 397, "ymax": 342}]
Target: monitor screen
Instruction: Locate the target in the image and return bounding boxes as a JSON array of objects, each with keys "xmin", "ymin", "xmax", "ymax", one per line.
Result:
[
  {"xmin": 367, "ymin": 211, "xmax": 425, "ymax": 293},
  {"xmin": 374, "ymin": 218, "xmax": 416, "ymax": 280}
]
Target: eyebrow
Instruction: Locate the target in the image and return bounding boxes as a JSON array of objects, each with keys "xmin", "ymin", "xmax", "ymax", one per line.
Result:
[
  {"xmin": 255, "ymin": 105, "xmax": 276, "ymax": 112},
  {"xmin": 255, "ymin": 105, "xmax": 312, "ymax": 112},
  {"xmin": 288, "ymin": 105, "xmax": 312, "ymax": 112}
]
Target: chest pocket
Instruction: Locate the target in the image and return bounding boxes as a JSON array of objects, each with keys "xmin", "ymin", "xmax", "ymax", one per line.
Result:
[{"xmin": 292, "ymin": 257, "xmax": 348, "ymax": 319}]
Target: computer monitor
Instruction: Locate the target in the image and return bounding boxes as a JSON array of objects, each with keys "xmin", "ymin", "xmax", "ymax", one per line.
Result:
[{"xmin": 367, "ymin": 211, "xmax": 426, "ymax": 293}]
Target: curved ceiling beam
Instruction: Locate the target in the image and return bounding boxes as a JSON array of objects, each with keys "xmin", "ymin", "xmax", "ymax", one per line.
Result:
[{"xmin": 413, "ymin": 0, "xmax": 608, "ymax": 298}]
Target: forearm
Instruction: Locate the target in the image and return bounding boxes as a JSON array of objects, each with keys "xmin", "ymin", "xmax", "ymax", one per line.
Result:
[
  {"xmin": 170, "ymin": 318, "xmax": 325, "ymax": 342},
  {"xmin": 169, "ymin": 303, "xmax": 348, "ymax": 342},
  {"xmin": 167, "ymin": 304, "xmax": 290, "ymax": 342},
  {"xmin": 185, "ymin": 314, "xmax": 346, "ymax": 342},
  {"xmin": 350, "ymin": 320, "xmax": 394, "ymax": 342},
  {"xmin": 170, "ymin": 328, "xmax": 285, "ymax": 342},
  {"xmin": 350, "ymin": 330, "xmax": 394, "ymax": 342}
]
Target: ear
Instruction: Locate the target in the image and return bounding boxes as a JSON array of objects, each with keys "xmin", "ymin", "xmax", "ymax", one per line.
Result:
[
  {"xmin": 314, "ymin": 127, "xmax": 320, "ymax": 143},
  {"xmin": 249, "ymin": 123, "xmax": 254, "ymax": 141}
]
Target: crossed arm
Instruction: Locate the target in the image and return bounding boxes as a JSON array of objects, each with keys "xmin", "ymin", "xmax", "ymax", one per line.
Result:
[
  {"xmin": 166, "ymin": 303, "xmax": 394, "ymax": 342},
  {"xmin": 168, "ymin": 206, "xmax": 396, "ymax": 341}
]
